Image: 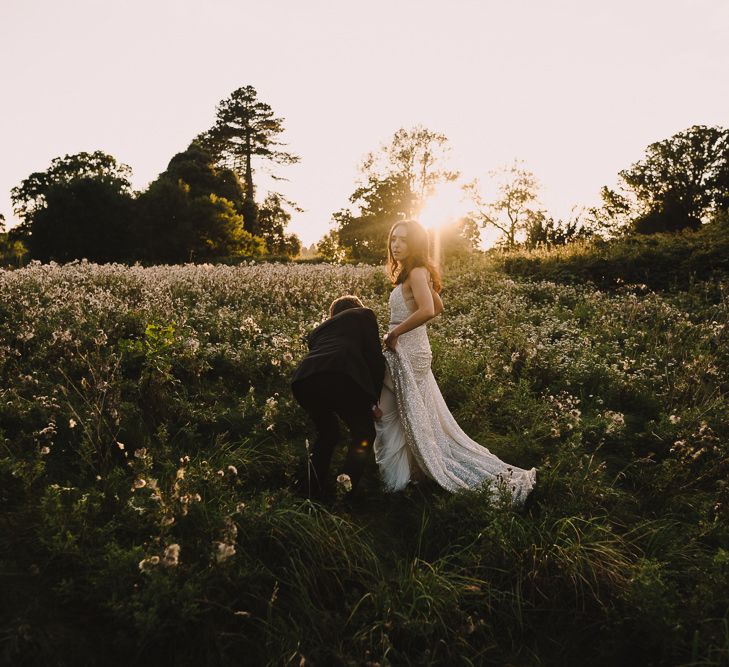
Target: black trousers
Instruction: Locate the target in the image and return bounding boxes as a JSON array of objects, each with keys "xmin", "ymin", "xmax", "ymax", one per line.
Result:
[{"xmin": 292, "ymin": 371, "xmax": 376, "ymax": 497}]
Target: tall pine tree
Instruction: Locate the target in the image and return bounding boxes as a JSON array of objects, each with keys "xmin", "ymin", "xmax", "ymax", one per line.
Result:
[{"xmin": 197, "ymin": 85, "xmax": 300, "ymax": 234}]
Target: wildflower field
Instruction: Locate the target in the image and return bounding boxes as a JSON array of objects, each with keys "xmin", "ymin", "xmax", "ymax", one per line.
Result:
[{"xmin": 1, "ymin": 256, "xmax": 728, "ymax": 666}]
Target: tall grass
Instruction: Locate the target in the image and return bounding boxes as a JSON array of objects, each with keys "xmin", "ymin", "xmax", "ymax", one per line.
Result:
[{"xmin": 1, "ymin": 254, "xmax": 727, "ymax": 665}]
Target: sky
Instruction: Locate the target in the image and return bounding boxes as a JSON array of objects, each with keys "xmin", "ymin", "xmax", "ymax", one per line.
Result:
[{"xmin": 1, "ymin": 0, "xmax": 728, "ymax": 248}]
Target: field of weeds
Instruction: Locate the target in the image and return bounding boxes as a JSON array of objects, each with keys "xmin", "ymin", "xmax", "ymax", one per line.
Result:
[{"xmin": 1, "ymin": 257, "xmax": 728, "ymax": 666}]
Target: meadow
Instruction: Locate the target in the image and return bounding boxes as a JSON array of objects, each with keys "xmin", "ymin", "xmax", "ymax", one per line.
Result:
[{"xmin": 1, "ymin": 253, "xmax": 728, "ymax": 666}]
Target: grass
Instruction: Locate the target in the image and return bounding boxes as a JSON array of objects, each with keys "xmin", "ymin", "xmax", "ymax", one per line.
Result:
[{"xmin": 0, "ymin": 246, "xmax": 728, "ymax": 665}]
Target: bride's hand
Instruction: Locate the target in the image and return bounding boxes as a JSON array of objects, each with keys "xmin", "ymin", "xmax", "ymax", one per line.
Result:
[{"xmin": 384, "ymin": 332, "xmax": 398, "ymax": 350}]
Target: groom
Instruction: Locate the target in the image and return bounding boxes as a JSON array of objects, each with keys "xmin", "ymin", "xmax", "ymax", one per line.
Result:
[{"xmin": 291, "ymin": 295, "xmax": 385, "ymax": 500}]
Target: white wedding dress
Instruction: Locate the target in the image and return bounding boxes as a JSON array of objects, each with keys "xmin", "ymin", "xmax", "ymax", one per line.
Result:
[{"xmin": 373, "ymin": 284, "xmax": 537, "ymax": 505}]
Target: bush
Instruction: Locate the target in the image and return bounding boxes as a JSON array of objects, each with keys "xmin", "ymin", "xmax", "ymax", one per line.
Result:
[{"xmin": 492, "ymin": 211, "xmax": 729, "ymax": 291}]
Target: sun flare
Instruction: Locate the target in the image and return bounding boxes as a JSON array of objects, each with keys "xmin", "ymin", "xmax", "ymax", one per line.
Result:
[{"xmin": 418, "ymin": 181, "xmax": 469, "ymax": 230}]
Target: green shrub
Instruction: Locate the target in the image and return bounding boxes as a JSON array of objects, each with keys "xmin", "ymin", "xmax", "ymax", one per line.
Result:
[{"xmin": 492, "ymin": 211, "xmax": 729, "ymax": 292}]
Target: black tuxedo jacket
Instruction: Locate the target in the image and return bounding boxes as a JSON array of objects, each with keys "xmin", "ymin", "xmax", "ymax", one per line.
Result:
[{"xmin": 291, "ymin": 307, "xmax": 386, "ymax": 404}]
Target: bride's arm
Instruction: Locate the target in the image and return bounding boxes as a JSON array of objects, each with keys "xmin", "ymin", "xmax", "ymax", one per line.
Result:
[{"xmin": 385, "ymin": 267, "xmax": 435, "ymax": 349}]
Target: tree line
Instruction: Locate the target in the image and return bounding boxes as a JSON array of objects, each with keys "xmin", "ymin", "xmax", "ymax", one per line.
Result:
[
  {"xmin": 1, "ymin": 82, "xmax": 727, "ymax": 267},
  {"xmin": 3, "ymin": 86, "xmax": 302, "ymax": 266},
  {"xmin": 317, "ymin": 123, "xmax": 729, "ymax": 263}
]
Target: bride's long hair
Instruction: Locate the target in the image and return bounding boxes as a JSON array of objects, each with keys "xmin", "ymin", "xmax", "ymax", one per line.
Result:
[{"xmin": 386, "ymin": 219, "xmax": 442, "ymax": 293}]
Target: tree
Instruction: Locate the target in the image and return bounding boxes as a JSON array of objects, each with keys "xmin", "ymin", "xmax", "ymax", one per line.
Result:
[
  {"xmin": 31, "ymin": 179, "xmax": 136, "ymax": 263},
  {"xmin": 332, "ymin": 125, "xmax": 460, "ymax": 262},
  {"xmin": 297, "ymin": 243, "xmax": 319, "ymax": 259},
  {"xmin": 11, "ymin": 151, "xmax": 133, "ymax": 226},
  {"xmin": 135, "ymin": 142, "xmax": 268, "ymax": 263},
  {"xmin": 10, "ymin": 151, "xmax": 136, "ymax": 262},
  {"xmin": 136, "ymin": 178, "xmax": 265, "ymax": 264},
  {"xmin": 135, "ymin": 178, "xmax": 194, "ymax": 263},
  {"xmin": 466, "ymin": 159, "xmax": 542, "ymax": 248},
  {"xmin": 164, "ymin": 141, "xmax": 246, "ymax": 208},
  {"xmin": 438, "ymin": 215, "xmax": 482, "ymax": 259},
  {"xmin": 256, "ymin": 192, "xmax": 302, "ymax": 257},
  {"xmin": 591, "ymin": 125, "xmax": 729, "ymax": 235},
  {"xmin": 585, "ymin": 186, "xmax": 635, "ymax": 239},
  {"xmin": 360, "ymin": 124, "xmax": 459, "ymax": 211},
  {"xmin": 336, "ymin": 173, "xmax": 416, "ymax": 262},
  {"xmin": 0, "ymin": 214, "xmax": 27, "ymax": 267},
  {"xmin": 523, "ymin": 206, "xmax": 596, "ymax": 249},
  {"xmin": 197, "ymin": 85, "xmax": 300, "ymax": 234},
  {"xmin": 315, "ymin": 229, "xmax": 348, "ymax": 262},
  {"xmin": 197, "ymin": 193, "xmax": 266, "ymax": 258}
]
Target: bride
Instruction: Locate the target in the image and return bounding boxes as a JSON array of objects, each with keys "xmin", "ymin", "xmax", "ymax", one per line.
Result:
[{"xmin": 372, "ymin": 219, "xmax": 537, "ymax": 506}]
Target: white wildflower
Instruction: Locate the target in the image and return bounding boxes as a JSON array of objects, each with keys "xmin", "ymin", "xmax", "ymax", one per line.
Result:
[
  {"xmin": 161, "ymin": 543, "xmax": 180, "ymax": 567},
  {"xmin": 336, "ymin": 473, "xmax": 353, "ymax": 493},
  {"xmin": 138, "ymin": 555, "xmax": 160, "ymax": 573},
  {"xmin": 213, "ymin": 541, "xmax": 236, "ymax": 563}
]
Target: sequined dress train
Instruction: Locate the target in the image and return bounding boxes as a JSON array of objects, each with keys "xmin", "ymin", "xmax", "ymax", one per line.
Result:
[{"xmin": 373, "ymin": 285, "xmax": 537, "ymax": 505}]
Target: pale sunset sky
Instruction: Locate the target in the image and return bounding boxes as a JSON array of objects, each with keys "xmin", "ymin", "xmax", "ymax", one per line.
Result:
[{"xmin": 1, "ymin": 0, "xmax": 727, "ymax": 247}]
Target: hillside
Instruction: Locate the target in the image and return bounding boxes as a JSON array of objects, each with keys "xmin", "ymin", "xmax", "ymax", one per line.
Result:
[{"xmin": 1, "ymin": 257, "xmax": 727, "ymax": 666}]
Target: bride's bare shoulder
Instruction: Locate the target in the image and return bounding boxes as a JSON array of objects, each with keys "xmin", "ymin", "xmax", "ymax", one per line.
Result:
[
  {"xmin": 405, "ymin": 266, "xmax": 430, "ymax": 291},
  {"xmin": 408, "ymin": 266, "xmax": 430, "ymax": 281}
]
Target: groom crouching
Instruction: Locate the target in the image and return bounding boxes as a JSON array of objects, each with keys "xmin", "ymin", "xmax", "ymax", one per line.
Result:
[{"xmin": 291, "ymin": 295, "xmax": 385, "ymax": 500}]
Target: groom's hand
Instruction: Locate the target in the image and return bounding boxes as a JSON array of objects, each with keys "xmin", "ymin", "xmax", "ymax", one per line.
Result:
[{"xmin": 372, "ymin": 405, "xmax": 383, "ymax": 421}]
